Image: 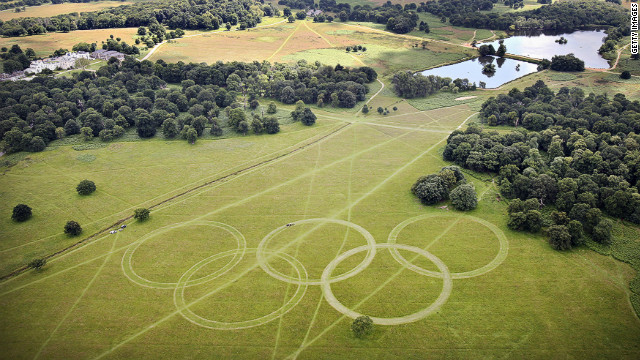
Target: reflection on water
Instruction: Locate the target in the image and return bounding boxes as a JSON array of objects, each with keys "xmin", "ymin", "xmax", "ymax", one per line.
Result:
[
  {"xmin": 483, "ymin": 30, "xmax": 609, "ymax": 69},
  {"xmin": 420, "ymin": 56, "xmax": 538, "ymax": 89}
]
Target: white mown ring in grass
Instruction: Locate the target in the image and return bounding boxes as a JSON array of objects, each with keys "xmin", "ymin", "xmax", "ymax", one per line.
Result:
[
  {"xmin": 321, "ymin": 243, "xmax": 452, "ymax": 325},
  {"xmin": 387, "ymin": 214, "xmax": 508, "ymax": 279},
  {"xmin": 174, "ymin": 248, "xmax": 308, "ymax": 330},
  {"xmin": 122, "ymin": 221, "xmax": 246, "ymax": 289},
  {"xmin": 256, "ymin": 218, "xmax": 376, "ymax": 286}
]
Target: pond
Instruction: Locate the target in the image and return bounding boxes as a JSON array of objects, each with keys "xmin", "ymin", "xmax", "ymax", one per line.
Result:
[
  {"xmin": 483, "ymin": 30, "xmax": 609, "ymax": 69},
  {"xmin": 420, "ymin": 56, "xmax": 538, "ymax": 89}
]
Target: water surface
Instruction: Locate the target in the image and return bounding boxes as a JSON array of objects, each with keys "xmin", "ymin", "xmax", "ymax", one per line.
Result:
[
  {"xmin": 483, "ymin": 30, "xmax": 609, "ymax": 69},
  {"xmin": 420, "ymin": 56, "xmax": 538, "ymax": 89}
]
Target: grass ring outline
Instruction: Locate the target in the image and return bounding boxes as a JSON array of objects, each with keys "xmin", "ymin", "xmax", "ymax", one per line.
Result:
[
  {"xmin": 174, "ymin": 248, "xmax": 308, "ymax": 330},
  {"xmin": 321, "ymin": 243, "xmax": 452, "ymax": 325},
  {"xmin": 122, "ymin": 221, "xmax": 246, "ymax": 289},
  {"xmin": 387, "ymin": 214, "xmax": 508, "ymax": 279},
  {"xmin": 256, "ymin": 218, "xmax": 376, "ymax": 286}
]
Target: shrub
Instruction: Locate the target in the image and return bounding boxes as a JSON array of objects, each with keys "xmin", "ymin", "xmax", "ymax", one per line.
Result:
[
  {"xmin": 449, "ymin": 184, "xmax": 477, "ymax": 211},
  {"xmin": 134, "ymin": 208, "xmax": 150, "ymax": 221},
  {"xmin": 28, "ymin": 258, "xmax": 47, "ymax": 270},
  {"xmin": 76, "ymin": 179, "xmax": 96, "ymax": 195},
  {"xmin": 64, "ymin": 220, "xmax": 82, "ymax": 236},
  {"xmin": 12, "ymin": 204, "xmax": 32, "ymax": 222},
  {"xmin": 351, "ymin": 315, "xmax": 373, "ymax": 338}
]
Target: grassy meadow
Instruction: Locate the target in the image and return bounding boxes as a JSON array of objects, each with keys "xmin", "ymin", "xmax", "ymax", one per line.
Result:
[{"xmin": 1, "ymin": 6, "xmax": 640, "ymax": 360}]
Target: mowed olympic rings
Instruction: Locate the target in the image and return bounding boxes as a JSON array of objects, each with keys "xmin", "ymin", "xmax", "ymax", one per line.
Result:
[
  {"xmin": 122, "ymin": 221, "xmax": 246, "ymax": 289},
  {"xmin": 321, "ymin": 243, "xmax": 452, "ymax": 325},
  {"xmin": 387, "ymin": 214, "xmax": 508, "ymax": 279},
  {"xmin": 256, "ymin": 218, "xmax": 377, "ymax": 286},
  {"xmin": 174, "ymin": 248, "xmax": 308, "ymax": 330},
  {"xmin": 122, "ymin": 215, "xmax": 508, "ymax": 330}
]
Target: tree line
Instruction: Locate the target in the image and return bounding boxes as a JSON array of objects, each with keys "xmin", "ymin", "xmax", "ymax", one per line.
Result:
[
  {"xmin": 421, "ymin": 0, "xmax": 629, "ymax": 33},
  {"xmin": 0, "ymin": 0, "xmax": 268, "ymax": 37},
  {"xmin": 0, "ymin": 58, "xmax": 375, "ymax": 153},
  {"xmin": 442, "ymin": 80, "xmax": 640, "ymax": 248},
  {"xmin": 391, "ymin": 71, "xmax": 476, "ymax": 98}
]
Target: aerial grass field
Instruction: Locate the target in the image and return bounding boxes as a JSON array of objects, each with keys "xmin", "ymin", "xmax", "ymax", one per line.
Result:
[
  {"xmin": 1, "ymin": 4, "xmax": 640, "ymax": 359},
  {"xmin": 1, "ymin": 98, "xmax": 639, "ymax": 358}
]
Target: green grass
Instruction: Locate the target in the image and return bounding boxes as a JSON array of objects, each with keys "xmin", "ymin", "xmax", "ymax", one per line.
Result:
[
  {"xmin": 407, "ymin": 91, "xmax": 485, "ymax": 111},
  {"xmin": 1, "ymin": 101, "xmax": 639, "ymax": 358}
]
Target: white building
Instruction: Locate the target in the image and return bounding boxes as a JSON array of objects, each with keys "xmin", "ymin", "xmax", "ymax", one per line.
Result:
[{"xmin": 23, "ymin": 51, "xmax": 92, "ymax": 75}]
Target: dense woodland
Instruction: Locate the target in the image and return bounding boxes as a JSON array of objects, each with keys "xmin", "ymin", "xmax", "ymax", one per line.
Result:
[
  {"xmin": 0, "ymin": 0, "xmax": 269, "ymax": 36},
  {"xmin": 0, "ymin": 58, "xmax": 376, "ymax": 152},
  {"xmin": 442, "ymin": 80, "xmax": 640, "ymax": 247},
  {"xmin": 0, "ymin": 0, "xmax": 110, "ymax": 11}
]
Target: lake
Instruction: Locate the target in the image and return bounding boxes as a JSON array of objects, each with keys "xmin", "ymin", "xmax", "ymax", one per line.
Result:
[
  {"xmin": 420, "ymin": 56, "xmax": 538, "ymax": 89},
  {"xmin": 483, "ymin": 30, "xmax": 609, "ymax": 69}
]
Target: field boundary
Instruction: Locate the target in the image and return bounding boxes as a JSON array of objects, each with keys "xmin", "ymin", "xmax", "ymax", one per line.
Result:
[{"xmin": 0, "ymin": 123, "xmax": 351, "ymax": 282}]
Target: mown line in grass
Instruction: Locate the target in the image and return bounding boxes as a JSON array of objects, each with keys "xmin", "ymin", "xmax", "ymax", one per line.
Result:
[{"xmin": 0, "ymin": 122, "xmax": 351, "ymax": 282}]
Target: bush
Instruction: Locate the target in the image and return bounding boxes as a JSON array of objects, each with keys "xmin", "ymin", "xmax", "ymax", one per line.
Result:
[
  {"xmin": 449, "ymin": 184, "xmax": 477, "ymax": 211},
  {"xmin": 351, "ymin": 315, "xmax": 373, "ymax": 338},
  {"xmin": 76, "ymin": 179, "xmax": 96, "ymax": 195},
  {"xmin": 12, "ymin": 204, "xmax": 32, "ymax": 222},
  {"xmin": 64, "ymin": 220, "xmax": 82, "ymax": 236},
  {"xmin": 134, "ymin": 208, "xmax": 150, "ymax": 221},
  {"xmin": 28, "ymin": 258, "xmax": 46, "ymax": 270}
]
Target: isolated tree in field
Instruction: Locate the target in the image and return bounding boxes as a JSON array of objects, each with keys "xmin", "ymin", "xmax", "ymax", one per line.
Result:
[
  {"xmin": 620, "ymin": 71, "xmax": 631, "ymax": 79},
  {"xmin": 64, "ymin": 221, "xmax": 82, "ymax": 236},
  {"xmin": 226, "ymin": 23, "xmax": 232, "ymax": 31},
  {"xmin": 377, "ymin": 107, "xmax": 384, "ymax": 114},
  {"xmin": 263, "ymin": 117, "xmax": 280, "ymax": 134},
  {"xmin": 283, "ymin": 7, "xmax": 291, "ymax": 17},
  {"xmin": 28, "ymin": 258, "xmax": 46, "ymax": 270},
  {"xmin": 288, "ymin": 16, "xmax": 295, "ymax": 23},
  {"xmin": 134, "ymin": 208, "xmax": 150, "ymax": 221},
  {"xmin": 267, "ymin": 101, "xmax": 277, "ymax": 114},
  {"xmin": 449, "ymin": 183, "xmax": 477, "ymax": 211},
  {"xmin": 362, "ymin": 104, "xmax": 369, "ymax": 114},
  {"xmin": 76, "ymin": 179, "xmax": 96, "ymax": 195},
  {"xmin": 137, "ymin": 26, "xmax": 146, "ymax": 35},
  {"xmin": 351, "ymin": 315, "xmax": 373, "ymax": 338},
  {"xmin": 12, "ymin": 204, "xmax": 32, "ymax": 222}
]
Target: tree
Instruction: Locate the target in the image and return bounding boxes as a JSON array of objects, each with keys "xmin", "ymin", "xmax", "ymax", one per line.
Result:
[
  {"xmin": 28, "ymin": 258, "xmax": 47, "ymax": 270},
  {"xmin": 288, "ymin": 16, "xmax": 295, "ymax": 23},
  {"xmin": 592, "ymin": 219, "xmax": 613, "ymax": 244},
  {"xmin": 449, "ymin": 184, "xmax": 477, "ymax": 211},
  {"xmin": 351, "ymin": 315, "xmax": 373, "ymax": 338},
  {"xmin": 12, "ymin": 204, "xmax": 32, "ymax": 222},
  {"xmin": 237, "ymin": 120, "xmax": 249, "ymax": 135},
  {"xmin": 64, "ymin": 119, "xmax": 81, "ymax": 135},
  {"xmin": 75, "ymin": 58, "xmax": 91, "ymax": 70},
  {"xmin": 567, "ymin": 220, "xmax": 584, "ymax": 246},
  {"xmin": 78, "ymin": 127, "xmax": 93, "ymax": 142},
  {"xmin": 478, "ymin": 44, "xmax": 496, "ymax": 56},
  {"xmin": 267, "ymin": 101, "xmax": 277, "ymax": 114},
  {"xmin": 496, "ymin": 42, "xmax": 507, "ymax": 57},
  {"xmin": 134, "ymin": 208, "xmax": 150, "ymax": 221},
  {"xmin": 300, "ymin": 108, "xmax": 316, "ymax": 126},
  {"xmin": 296, "ymin": 11, "xmax": 306, "ymax": 20},
  {"xmin": 162, "ymin": 119, "xmax": 178, "ymax": 138},
  {"xmin": 136, "ymin": 110, "xmax": 156, "ymax": 138},
  {"xmin": 185, "ymin": 127, "xmax": 197, "ymax": 144},
  {"xmin": 263, "ymin": 117, "xmax": 280, "ymax": 134},
  {"xmin": 210, "ymin": 120, "xmax": 223, "ymax": 136},
  {"xmin": 377, "ymin": 107, "xmax": 384, "ymax": 114},
  {"xmin": 76, "ymin": 180, "xmax": 96, "ymax": 195},
  {"xmin": 64, "ymin": 220, "xmax": 82, "ymax": 236},
  {"xmin": 620, "ymin": 71, "xmax": 631, "ymax": 80},
  {"xmin": 548, "ymin": 225, "xmax": 571, "ymax": 250},
  {"xmin": 362, "ymin": 104, "xmax": 369, "ymax": 114},
  {"xmin": 251, "ymin": 118, "xmax": 264, "ymax": 134},
  {"xmin": 137, "ymin": 26, "xmax": 146, "ymax": 36},
  {"xmin": 411, "ymin": 175, "xmax": 448, "ymax": 205}
]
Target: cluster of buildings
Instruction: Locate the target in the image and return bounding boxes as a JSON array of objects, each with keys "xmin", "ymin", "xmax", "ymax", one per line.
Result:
[{"xmin": 1, "ymin": 50, "xmax": 126, "ymax": 81}]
